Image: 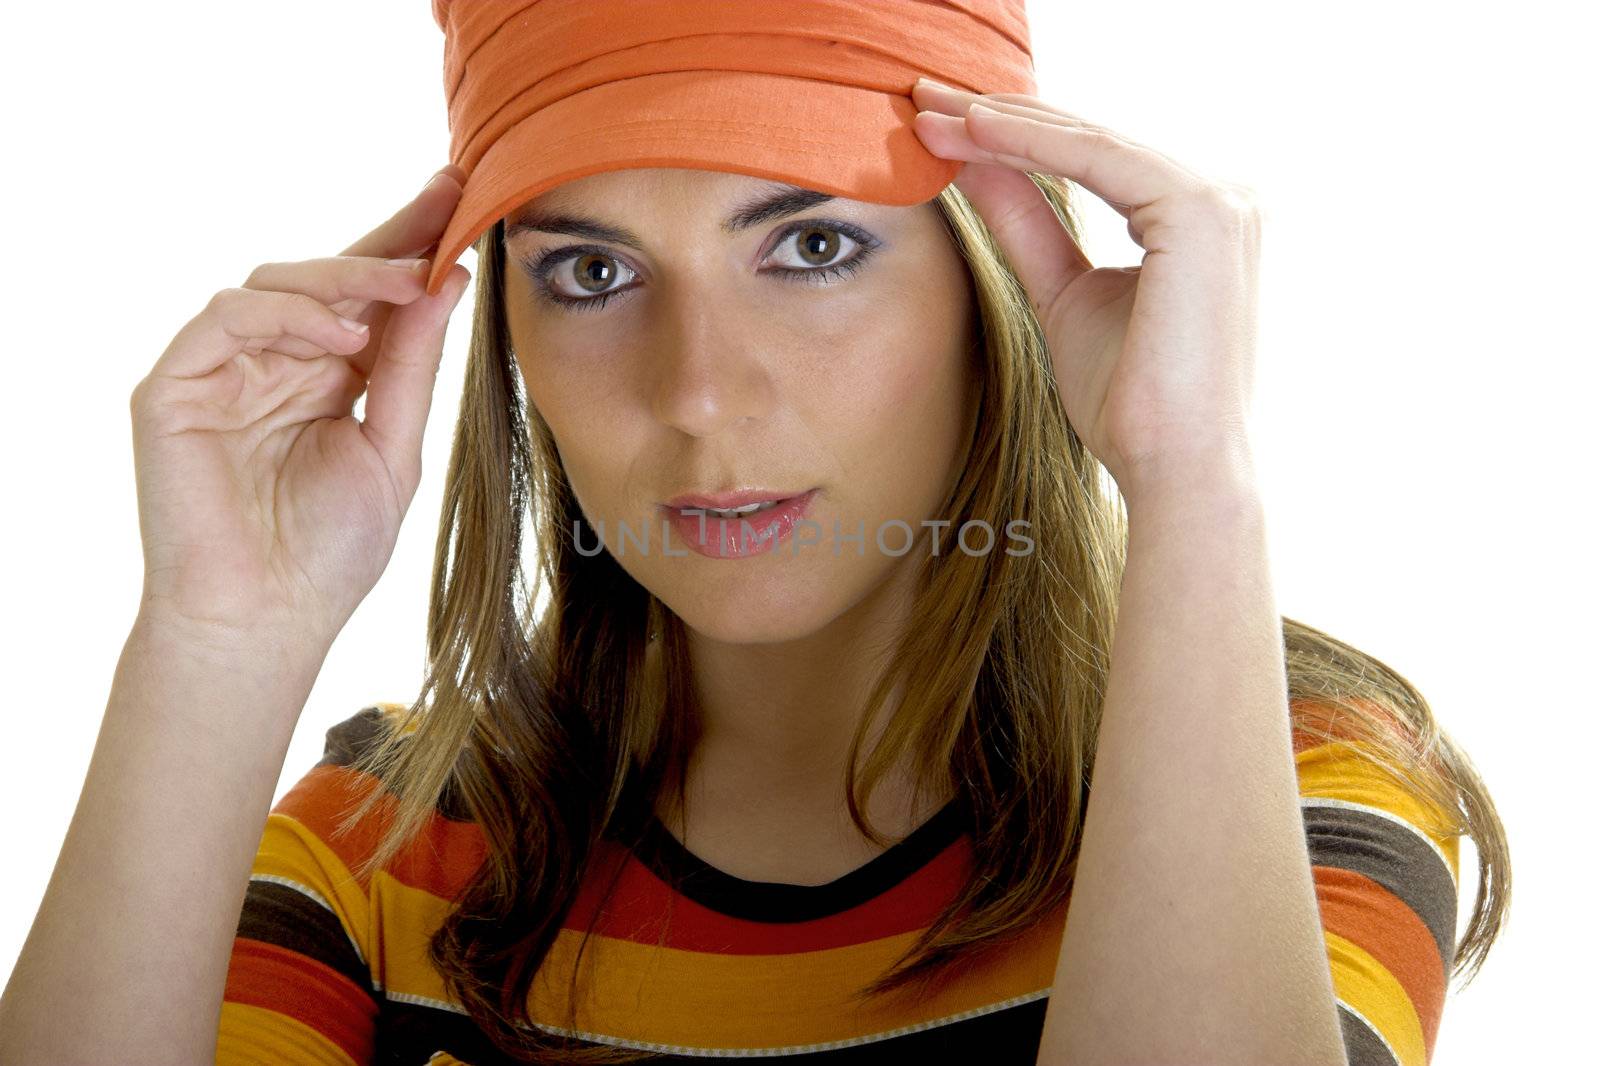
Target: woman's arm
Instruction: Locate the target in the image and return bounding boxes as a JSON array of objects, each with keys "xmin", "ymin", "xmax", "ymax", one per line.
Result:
[
  {"xmin": 0, "ymin": 166, "xmax": 467, "ymax": 1062},
  {"xmin": 909, "ymin": 79, "xmax": 1348, "ymax": 1066},
  {"xmin": 0, "ymin": 615, "xmax": 328, "ymax": 1063},
  {"xmin": 1035, "ymin": 456, "xmax": 1347, "ymax": 1066}
]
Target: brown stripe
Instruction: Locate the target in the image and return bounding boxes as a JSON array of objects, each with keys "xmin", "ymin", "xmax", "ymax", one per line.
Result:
[
  {"xmin": 1338, "ymin": 1003, "xmax": 1401, "ymax": 1066},
  {"xmin": 234, "ymin": 879, "xmax": 376, "ymax": 999},
  {"xmin": 315, "ymin": 706, "xmax": 393, "ymax": 769},
  {"xmin": 1303, "ymin": 803, "xmax": 1457, "ymax": 969}
]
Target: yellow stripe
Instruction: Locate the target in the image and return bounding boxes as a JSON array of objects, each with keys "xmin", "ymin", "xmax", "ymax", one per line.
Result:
[
  {"xmin": 365, "ymin": 867, "xmax": 1071, "ymax": 1049},
  {"xmin": 1295, "ymin": 740, "xmax": 1461, "ymax": 884},
  {"xmin": 216, "ymin": 1000, "xmax": 360, "ymax": 1066},
  {"xmin": 524, "ymin": 902, "xmax": 1068, "ymax": 1049},
  {"xmin": 251, "ymin": 813, "xmax": 372, "ymax": 957},
  {"xmin": 1324, "ymin": 929, "xmax": 1427, "ymax": 1066},
  {"xmin": 367, "ymin": 869, "xmax": 462, "ymax": 1002}
]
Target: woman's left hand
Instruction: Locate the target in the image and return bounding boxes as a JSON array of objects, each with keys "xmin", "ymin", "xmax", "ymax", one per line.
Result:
[{"xmin": 910, "ymin": 80, "xmax": 1262, "ymax": 500}]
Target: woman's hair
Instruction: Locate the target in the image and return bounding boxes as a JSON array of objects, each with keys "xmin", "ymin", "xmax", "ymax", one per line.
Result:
[{"xmin": 335, "ymin": 172, "xmax": 1511, "ymax": 1064}]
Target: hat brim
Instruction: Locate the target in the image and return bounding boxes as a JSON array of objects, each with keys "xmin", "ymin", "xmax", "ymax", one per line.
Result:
[{"xmin": 423, "ymin": 69, "xmax": 962, "ymax": 296}]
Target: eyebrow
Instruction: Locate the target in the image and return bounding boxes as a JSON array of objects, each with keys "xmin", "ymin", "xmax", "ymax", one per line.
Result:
[{"xmin": 503, "ymin": 182, "xmax": 838, "ymax": 249}]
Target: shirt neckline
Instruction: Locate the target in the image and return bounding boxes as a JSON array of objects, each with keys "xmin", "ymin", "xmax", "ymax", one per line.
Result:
[{"xmin": 629, "ymin": 793, "xmax": 971, "ymax": 923}]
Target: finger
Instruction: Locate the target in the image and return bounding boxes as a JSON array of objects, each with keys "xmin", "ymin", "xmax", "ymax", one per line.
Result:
[
  {"xmin": 154, "ymin": 288, "xmax": 377, "ymax": 380},
  {"xmin": 914, "ymin": 80, "xmax": 1092, "ymax": 125},
  {"xmin": 242, "ymin": 255, "xmax": 433, "ymax": 375},
  {"xmin": 244, "ymin": 255, "xmax": 429, "ymax": 309},
  {"xmin": 914, "ymin": 107, "xmax": 1142, "ymax": 221},
  {"xmin": 948, "ymin": 161, "xmax": 1093, "ymax": 317},
  {"xmin": 913, "ymin": 81, "xmax": 1200, "ymax": 214},
  {"xmin": 915, "ymin": 110, "xmax": 1023, "ymax": 166},
  {"xmin": 969, "ymin": 97, "xmax": 1194, "ymax": 178},
  {"xmin": 340, "ymin": 164, "xmax": 467, "ymax": 263},
  {"xmin": 359, "ymin": 264, "xmax": 471, "ymax": 498},
  {"xmin": 915, "ymin": 82, "xmax": 1203, "ymax": 198},
  {"xmin": 937, "ymin": 103, "xmax": 1200, "ymax": 220},
  {"xmin": 250, "ymin": 335, "xmax": 338, "ymax": 360},
  {"xmin": 344, "ymin": 299, "xmax": 398, "ymax": 378},
  {"xmin": 968, "ymin": 92, "xmax": 1088, "ymax": 120},
  {"xmin": 914, "ymin": 81, "xmax": 1169, "ymax": 164}
]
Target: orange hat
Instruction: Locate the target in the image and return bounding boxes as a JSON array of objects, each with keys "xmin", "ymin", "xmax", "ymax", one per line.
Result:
[{"xmin": 422, "ymin": 0, "xmax": 1037, "ymax": 296}]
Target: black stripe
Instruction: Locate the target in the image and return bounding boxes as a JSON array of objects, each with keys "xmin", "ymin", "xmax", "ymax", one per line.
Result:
[
  {"xmin": 1303, "ymin": 803, "xmax": 1458, "ymax": 969},
  {"xmin": 375, "ymin": 992, "xmax": 1048, "ymax": 1064},
  {"xmin": 628, "ymin": 794, "xmax": 971, "ymax": 923},
  {"xmin": 375, "ymin": 998, "xmax": 495, "ymax": 1065},
  {"xmin": 234, "ymin": 878, "xmax": 377, "ymax": 999},
  {"xmin": 1338, "ymin": 1003, "xmax": 1401, "ymax": 1066}
]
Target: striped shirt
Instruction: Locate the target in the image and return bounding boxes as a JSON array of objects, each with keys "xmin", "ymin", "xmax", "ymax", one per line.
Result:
[{"xmin": 218, "ymin": 699, "xmax": 1460, "ymax": 1064}]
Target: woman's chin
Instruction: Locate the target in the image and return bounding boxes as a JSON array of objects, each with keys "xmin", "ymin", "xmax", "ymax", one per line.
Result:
[{"xmin": 652, "ymin": 569, "xmax": 833, "ymax": 646}]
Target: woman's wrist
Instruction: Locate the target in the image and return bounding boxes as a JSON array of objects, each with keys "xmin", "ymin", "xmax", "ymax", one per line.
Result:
[{"xmin": 1118, "ymin": 443, "xmax": 1262, "ymax": 522}]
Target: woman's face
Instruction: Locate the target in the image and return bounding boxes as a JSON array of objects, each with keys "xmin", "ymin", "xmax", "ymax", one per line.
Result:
[{"xmin": 502, "ymin": 167, "xmax": 979, "ymax": 644}]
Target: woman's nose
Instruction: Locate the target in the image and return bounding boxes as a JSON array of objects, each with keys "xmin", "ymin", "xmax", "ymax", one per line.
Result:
[{"xmin": 648, "ymin": 311, "xmax": 776, "ymax": 438}]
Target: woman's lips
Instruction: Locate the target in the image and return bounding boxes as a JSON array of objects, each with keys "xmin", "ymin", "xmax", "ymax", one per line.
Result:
[
  {"xmin": 660, "ymin": 489, "xmax": 818, "ymax": 559},
  {"xmin": 662, "ymin": 487, "xmax": 809, "ymax": 510}
]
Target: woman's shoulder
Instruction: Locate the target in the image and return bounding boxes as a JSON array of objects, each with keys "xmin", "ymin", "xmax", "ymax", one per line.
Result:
[
  {"xmin": 315, "ymin": 700, "xmax": 417, "ymax": 770},
  {"xmin": 272, "ymin": 702, "xmax": 480, "ymax": 863}
]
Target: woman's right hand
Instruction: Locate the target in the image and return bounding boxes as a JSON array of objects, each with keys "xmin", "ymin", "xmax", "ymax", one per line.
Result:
[{"xmin": 129, "ymin": 166, "xmax": 473, "ymax": 646}]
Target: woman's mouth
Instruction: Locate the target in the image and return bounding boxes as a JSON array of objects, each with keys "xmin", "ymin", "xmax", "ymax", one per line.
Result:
[
  {"xmin": 697, "ymin": 499, "xmax": 782, "ymax": 519},
  {"xmin": 659, "ymin": 489, "xmax": 818, "ymax": 559}
]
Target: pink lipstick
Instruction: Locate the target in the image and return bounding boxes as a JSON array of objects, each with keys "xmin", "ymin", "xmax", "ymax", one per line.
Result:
[{"xmin": 659, "ymin": 488, "xmax": 818, "ymax": 559}]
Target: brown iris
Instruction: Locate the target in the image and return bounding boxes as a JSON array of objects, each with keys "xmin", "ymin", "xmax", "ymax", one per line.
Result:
[
  {"xmin": 569, "ymin": 253, "xmax": 618, "ymax": 293},
  {"xmin": 795, "ymin": 227, "xmax": 840, "ymax": 266}
]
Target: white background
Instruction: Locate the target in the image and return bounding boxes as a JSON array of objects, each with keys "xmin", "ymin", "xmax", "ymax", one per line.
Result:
[{"xmin": 0, "ymin": 2, "xmax": 1591, "ymax": 1061}]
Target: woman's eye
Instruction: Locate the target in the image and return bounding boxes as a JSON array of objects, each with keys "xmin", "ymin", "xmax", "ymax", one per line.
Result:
[
  {"xmin": 540, "ymin": 252, "xmax": 637, "ymax": 311},
  {"xmin": 765, "ymin": 223, "xmax": 881, "ymax": 285},
  {"xmin": 534, "ymin": 222, "xmax": 880, "ymax": 312},
  {"xmin": 769, "ymin": 225, "xmax": 859, "ymax": 272}
]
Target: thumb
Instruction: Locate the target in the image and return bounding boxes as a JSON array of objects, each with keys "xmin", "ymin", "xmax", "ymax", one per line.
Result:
[
  {"xmin": 951, "ymin": 161, "xmax": 1092, "ymax": 313},
  {"xmin": 340, "ymin": 164, "xmax": 468, "ymax": 261},
  {"xmin": 359, "ymin": 263, "xmax": 472, "ymax": 501}
]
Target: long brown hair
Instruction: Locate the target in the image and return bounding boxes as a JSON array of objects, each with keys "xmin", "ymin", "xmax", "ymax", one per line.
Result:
[{"xmin": 336, "ymin": 171, "xmax": 1511, "ymax": 1063}]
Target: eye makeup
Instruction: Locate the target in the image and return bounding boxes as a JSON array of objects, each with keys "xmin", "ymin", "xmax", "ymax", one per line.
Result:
[{"xmin": 513, "ymin": 219, "xmax": 885, "ymax": 313}]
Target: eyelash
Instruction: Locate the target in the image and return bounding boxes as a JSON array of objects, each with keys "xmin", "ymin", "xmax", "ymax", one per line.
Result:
[{"xmin": 528, "ymin": 220, "xmax": 882, "ymax": 313}]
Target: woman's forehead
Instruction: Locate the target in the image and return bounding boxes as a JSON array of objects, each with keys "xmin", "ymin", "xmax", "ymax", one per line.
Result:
[{"xmin": 508, "ymin": 168, "xmax": 857, "ymax": 220}]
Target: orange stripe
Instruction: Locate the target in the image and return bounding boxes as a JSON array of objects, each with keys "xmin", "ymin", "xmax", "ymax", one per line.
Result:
[
  {"xmin": 1291, "ymin": 696, "xmax": 1407, "ymax": 755},
  {"xmin": 1313, "ymin": 865, "xmax": 1447, "ymax": 1059},
  {"xmin": 271, "ymin": 765, "xmax": 487, "ymax": 899},
  {"xmin": 223, "ymin": 937, "xmax": 378, "ymax": 1063}
]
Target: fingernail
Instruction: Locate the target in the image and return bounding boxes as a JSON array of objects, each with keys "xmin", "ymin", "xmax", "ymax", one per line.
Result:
[
  {"xmin": 338, "ymin": 315, "xmax": 370, "ymax": 334},
  {"xmin": 916, "ymin": 76, "xmax": 953, "ymax": 90},
  {"xmin": 418, "ymin": 171, "xmax": 451, "ymax": 198},
  {"xmin": 385, "ymin": 257, "xmax": 428, "ymax": 270}
]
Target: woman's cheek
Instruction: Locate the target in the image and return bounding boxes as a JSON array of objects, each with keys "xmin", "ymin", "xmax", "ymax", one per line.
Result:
[
  {"xmin": 517, "ymin": 331, "xmax": 639, "ymax": 452},
  {"xmin": 768, "ymin": 286, "xmax": 907, "ymax": 396}
]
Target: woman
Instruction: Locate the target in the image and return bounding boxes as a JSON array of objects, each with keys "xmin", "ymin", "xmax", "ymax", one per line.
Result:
[{"xmin": 0, "ymin": 4, "xmax": 1508, "ymax": 1065}]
